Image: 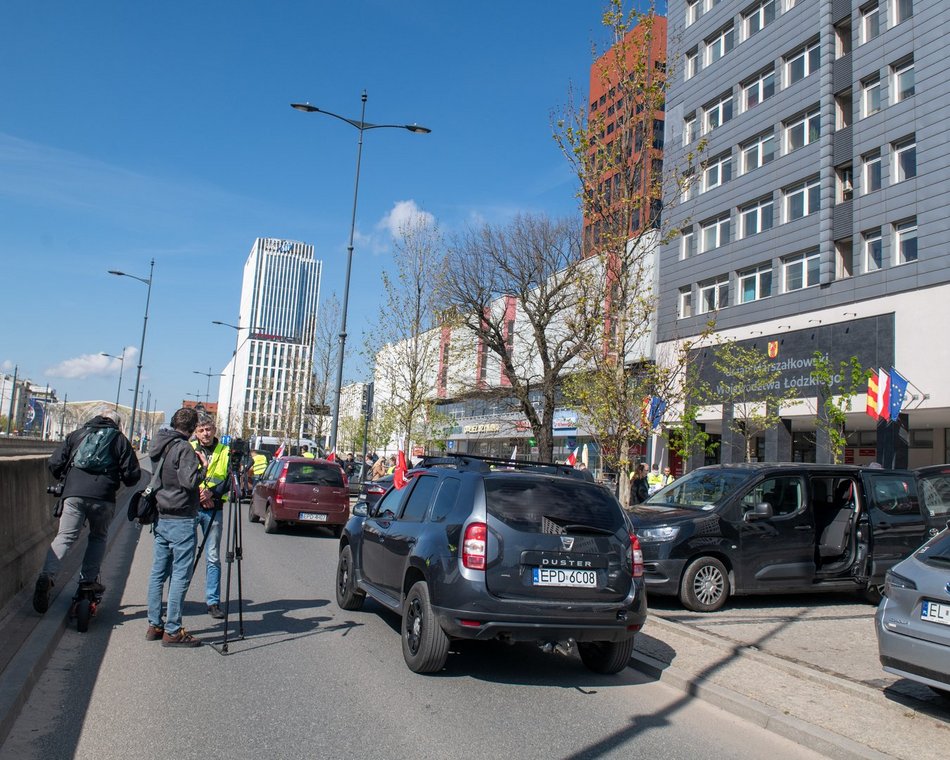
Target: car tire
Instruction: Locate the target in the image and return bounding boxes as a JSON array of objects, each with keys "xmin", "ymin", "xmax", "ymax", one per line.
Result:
[
  {"xmin": 263, "ymin": 505, "xmax": 279, "ymax": 534},
  {"xmin": 248, "ymin": 503, "xmax": 260, "ymax": 524},
  {"xmin": 578, "ymin": 637, "xmax": 636, "ymax": 675},
  {"xmin": 680, "ymin": 556, "xmax": 730, "ymax": 612},
  {"xmin": 861, "ymin": 583, "xmax": 884, "ymax": 605},
  {"xmin": 335, "ymin": 545, "xmax": 365, "ymax": 611},
  {"xmin": 402, "ymin": 581, "xmax": 449, "ymax": 674}
]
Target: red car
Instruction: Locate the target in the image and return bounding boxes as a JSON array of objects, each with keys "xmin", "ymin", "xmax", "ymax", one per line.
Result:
[{"xmin": 249, "ymin": 456, "xmax": 349, "ymax": 536}]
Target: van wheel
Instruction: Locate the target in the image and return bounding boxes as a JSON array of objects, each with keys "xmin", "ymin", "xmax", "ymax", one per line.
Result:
[
  {"xmin": 335, "ymin": 545, "xmax": 365, "ymax": 611},
  {"xmin": 578, "ymin": 637, "xmax": 636, "ymax": 674},
  {"xmin": 861, "ymin": 583, "xmax": 884, "ymax": 605},
  {"xmin": 263, "ymin": 505, "xmax": 279, "ymax": 534},
  {"xmin": 402, "ymin": 581, "xmax": 449, "ymax": 674},
  {"xmin": 680, "ymin": 557, "xmax": 730, "ymax": 612}
]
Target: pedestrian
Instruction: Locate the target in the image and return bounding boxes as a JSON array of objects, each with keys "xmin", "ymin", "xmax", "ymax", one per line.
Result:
[
  {"xmin": 190, "ymin": 413, "xmax": 229, "ymax": 620},
  {"xmin": 371, "ymin": 455, "xmax": 388, "ymax": 480},
  {"xmin": 33, "ymin": 409, "xmax": 141, "ymax": 613},
  {"xmin": 146, "ymin": 407, "xmax": 205, "ymax": 647},
  {"xmin": 631, "ymin": 463, "xmax": 650, "ymax": 504},
  {"xmin": 647, "ymin": 463, "xmax": 663, "ymax": 494},
  {"xmin": 300, "ymin": 444, "xmax": 315, "ymax": 459},
  {"xmin": 662, "ymin": 466, "xmax": 674, "ymax": 486},
  {"xmin": 344, "ymin": 452, "xmax": 356, "ymax": 478}
]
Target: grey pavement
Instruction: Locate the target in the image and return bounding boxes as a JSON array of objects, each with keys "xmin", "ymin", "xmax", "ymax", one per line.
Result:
[{"xmin": 0, "ymin": 482, "xmax": 947, "ymax": 757}]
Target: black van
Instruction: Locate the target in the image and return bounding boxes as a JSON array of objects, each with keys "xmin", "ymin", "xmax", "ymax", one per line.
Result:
[{"xmin": 631, "ymin": 463, "xmax": 937, "ymax": 612}]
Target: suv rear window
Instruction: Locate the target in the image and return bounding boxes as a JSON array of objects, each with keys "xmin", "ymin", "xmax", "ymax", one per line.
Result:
[
  {"xmin": 918, "ymin": 469, "xmax": 950, "ymax": 520},
  {"xmin": 286, "ymin": 463, "xmax": 343, "ymax": 487},
  {"xmin": 484, "ymin": 476, "xmax": 624, "ymax": 533}
]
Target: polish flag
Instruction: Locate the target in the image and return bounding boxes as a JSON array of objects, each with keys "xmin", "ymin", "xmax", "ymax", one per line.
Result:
[
  {"xmin": 326, "ymin": 449, "xmax": 336, "ymax": 463},
  {"xmin": 393, "ymin": 450, "xmax": 409, "ymax": 489},
  {"xmin": 876, "ymin": 369, "xmax": 891, "ymax": 422},
  {"xmin": 274, "ymin": 443, "xmax": 286, "ymax": 459},
  {"xmin": 566, "ymin": 446, "xmax": 580, "ymax": 466}
]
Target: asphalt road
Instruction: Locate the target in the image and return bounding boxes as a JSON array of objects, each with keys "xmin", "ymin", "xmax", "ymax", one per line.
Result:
[{"xmin": 1, "ymin": 509, "xmax": 826, "ymax": 760}]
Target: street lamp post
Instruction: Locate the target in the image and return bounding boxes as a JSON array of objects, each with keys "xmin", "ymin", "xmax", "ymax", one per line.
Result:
[
  {"xmin": 109, "ymin": 260, "xmax": 154, "ymax": 444},
  {"xmin": 291, "ymin": 92, "xmax": 430, "ymax": 453},
  {"xmin": 193, "ymin": 367, "xmax": 223, "ymax": 404},
  {"xmin": 101, "ymin": 351, "xmax": 126, "ymax": 410}
]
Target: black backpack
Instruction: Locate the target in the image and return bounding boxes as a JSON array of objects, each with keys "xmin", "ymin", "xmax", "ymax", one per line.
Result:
[
  {"xmin": 73, "ymin": 427, "xmax": 119, "ymax": 474},
  {"xmin": 126, "ymin": 449, "xmax": 171, "ymax": 526}
]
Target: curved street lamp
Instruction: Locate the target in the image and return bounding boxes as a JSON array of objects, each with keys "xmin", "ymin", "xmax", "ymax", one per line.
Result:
[
  {"xmin": 193, "ymin": 367, "xmax": 224, "ymax": 403},
  {"xmin": 291, "ymin": 92, "xmax": 430, "ymax": 453},
  {"xmin": 109, "ymin": 260, "xmax": 154, "ymax": 444},
  {"xmin": 100, "ymin": 351, "xmax": 125, "ymax": 410}
]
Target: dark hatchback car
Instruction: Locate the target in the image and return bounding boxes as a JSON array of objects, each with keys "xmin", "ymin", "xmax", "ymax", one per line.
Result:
[
  {"xmin": 632, "ymin": 463, "xmax": 936, "ymax": 612},
  {"xmin": 352, "ymin": 474, "xmax": 393, "ymax": 514},
  {"xmin": 249, "ymin": 457, "xmax": 349, "ymax": 536},
  {"xmin": 336, "ymin": 455, "xmax": 646, "ymax": 674}
]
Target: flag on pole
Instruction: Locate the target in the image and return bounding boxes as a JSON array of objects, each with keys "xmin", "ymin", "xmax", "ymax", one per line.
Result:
[
  {"xmin": 393, "ymin": 450, "xmax": 409, "ymax": 489},
  {"xmin": 888, "ymin": 368, "xmax": 909, "ymax": 420},
  {"xmin": 648, "ymin": 397, "xmax": 667, "ymax": 430},
  {"xmin": 510, "ymin": 446, "xmax": 518, "ymax": 462},
  {"xmin": 326, "ymin": 449, "xmax": 336, "ymax": 463},
  {"xmin": 566, "ymin": 446, "xmax": 580, "ymax": 466},
  {"xmin": 877, "ymin": 368, "xmax": 891, "ymax": 422},
  {"xmin": 274, "ymin": 443, "xmax": 286, "ymax": 459},
  {"xmin": 866, "ymin": 373, "xmax": 879, "ymax": 420}
]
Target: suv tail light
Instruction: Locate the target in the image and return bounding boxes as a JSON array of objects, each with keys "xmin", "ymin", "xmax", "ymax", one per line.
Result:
[
  {"xmin": 276, "ymin": 463, "xmax": 289, "ymax": 504},
  {"xmin": 366, "ymin": 483, "xmax": 386, "ymax": 495},
  {"xmin": 462, "ymin": 522, "xmax": 487, "ymax": 570},
  {"xmin": 630, "ymin": 533, "xmax": 643, "ymax": 578}
]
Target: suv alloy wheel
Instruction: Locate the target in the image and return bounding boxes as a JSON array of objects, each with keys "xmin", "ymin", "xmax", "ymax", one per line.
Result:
[{"xmin": 680, "ymin": 556, "xmax": 730, "ymax": 612}]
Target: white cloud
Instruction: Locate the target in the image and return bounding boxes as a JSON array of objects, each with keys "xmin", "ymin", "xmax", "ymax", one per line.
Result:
[
  {"xmin": 1, "ymin": 360, "xmax": 13, "ymax": 372},
  {"xmin": 378, "ymin": 200, "xmax": 436, "ymax": 238},
  {"xmin": 45, "ymin": 346, "xmax": 137, "ymax": 380}
]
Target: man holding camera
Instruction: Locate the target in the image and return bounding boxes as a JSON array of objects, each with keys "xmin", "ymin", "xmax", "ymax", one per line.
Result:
[
  {"xmin": 191, "ymin": 413, "xmax": 230, "ymax": 619},
  {"xmin": 34, "ymin": 409, "xmax": 140, "ymax": 614}
]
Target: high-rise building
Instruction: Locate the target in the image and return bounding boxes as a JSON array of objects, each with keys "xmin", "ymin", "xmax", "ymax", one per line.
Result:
[
  {"xmin": 660, "ymin": 0, "xmax": 948, "ymax": 466},
  {"xmin": 218, "ymin": 238, "xmax": 321, "ymax": 439}
]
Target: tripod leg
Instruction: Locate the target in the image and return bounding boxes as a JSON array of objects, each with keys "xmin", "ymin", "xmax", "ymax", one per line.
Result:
[{"xmin": 234, "ymin": 483, "xmax": 245, "ymax": 637}]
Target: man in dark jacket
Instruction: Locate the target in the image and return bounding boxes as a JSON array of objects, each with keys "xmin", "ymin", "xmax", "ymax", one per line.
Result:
[
  {"xmin": 145, "ymin": 407, "xmax": 205, "ymax": 647},
  {"xmin": 34, "ymin": 409, "xmax": 141, "ymax": 614}
]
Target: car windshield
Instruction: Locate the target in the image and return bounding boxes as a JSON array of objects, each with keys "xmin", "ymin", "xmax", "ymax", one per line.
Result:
[
  {"xmin": 645, "ymin": 469, "xmax": 750, "ymax": 510},
  {"xmin": 286, "ymin": 463, "xmax": 343, "ymax": 487},
  {"xmin": 485, "ymin": 476, "xmax": 625, "ymax": 533}
]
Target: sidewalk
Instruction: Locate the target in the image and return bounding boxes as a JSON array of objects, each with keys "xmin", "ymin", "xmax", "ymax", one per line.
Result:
[{"xmin": 631, "ymin": 601, "xmax": 950, "ymax": 760}]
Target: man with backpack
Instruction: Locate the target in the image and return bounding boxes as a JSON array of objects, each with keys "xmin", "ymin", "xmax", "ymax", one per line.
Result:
[{"xmin": 34, "ymin": 409, "xmax": 141, "ymax": 614}]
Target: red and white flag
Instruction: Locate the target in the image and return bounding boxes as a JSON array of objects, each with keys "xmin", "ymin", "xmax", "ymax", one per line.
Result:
[
  {"xmin": 876, "ymin": 368, "xmax": 891, "ymax": 421},
  {"xmin": 274, "ymin": 443, "xmax": 286, "ymax": 459},
  {"xmin": 326, "ymin": 449, "xmax": 336, "ymax": 463},
  {"xmin": 566, "ymin": 446, "xmax": 580, "ymax": 466},
  {"xmin": 393, "ymin": 450, "xmax": 409, "ymax": 490}
]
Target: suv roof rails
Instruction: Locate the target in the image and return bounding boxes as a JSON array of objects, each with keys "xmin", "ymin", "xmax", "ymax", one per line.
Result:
[{"xmin": 417, "ymin": 453, "xmax": 595, "ymax": 482}]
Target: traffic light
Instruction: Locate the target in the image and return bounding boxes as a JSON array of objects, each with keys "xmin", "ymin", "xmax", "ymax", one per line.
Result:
[{"xmin": 361, "ymin": 382, "xmax": 375, "ymax": 420}]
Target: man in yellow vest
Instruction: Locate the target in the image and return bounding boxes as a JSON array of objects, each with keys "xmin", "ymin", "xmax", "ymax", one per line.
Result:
[
  {"xmin": 191, "ymin": 414, "xmax": 230, "ymax": 619},
  {"xmin": 246, "ymin": 449, "xmax": 268, "ymax": 494},
  {"xmin": 300, "ymin": 444, "xmax": 315, "ymax": 459}
]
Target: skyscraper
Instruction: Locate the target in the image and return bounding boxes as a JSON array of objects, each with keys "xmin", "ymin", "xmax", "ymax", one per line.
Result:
[{"xmin": 218, "ymin": 238, "xmax": 321, "ymax": 439}]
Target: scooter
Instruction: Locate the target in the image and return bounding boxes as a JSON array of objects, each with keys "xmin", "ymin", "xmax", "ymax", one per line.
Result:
[{"xmin": 69, "ymin": 581, "xmax": 104, "ymax": 633}]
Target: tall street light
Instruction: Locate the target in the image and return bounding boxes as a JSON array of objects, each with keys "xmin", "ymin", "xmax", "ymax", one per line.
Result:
[
  {"xmin": 193, "ymin": 367, "xmax": 223, "ymax": 403},
  {"xmin": 291, "ymin": 92, "xmax": 430, "ymax": 453},
  {"xmin": 109, "ymin": 259, "xmax": 154, "ymax": 444},
  {"xmin": 100, "ymin": 351, "xmax": 125, "ymax": 410}
]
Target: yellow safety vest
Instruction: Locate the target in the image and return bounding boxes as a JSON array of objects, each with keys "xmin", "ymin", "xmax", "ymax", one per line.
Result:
[
  {"xmin": 192, "ymin": 441, "xmax": 230, "ymax": 492},
  {"xmin": 302, "ymin": 451, "xmax": 315, "ymax": 459},
  {"xmin": 252, "ymin": 454, "xmax": 267, "ymax": 476}
]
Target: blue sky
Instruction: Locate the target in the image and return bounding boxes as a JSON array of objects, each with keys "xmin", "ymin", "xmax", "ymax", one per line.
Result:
[{"xmin": 0, "ymin": 1, "xmax": 637, "ymax": 422}]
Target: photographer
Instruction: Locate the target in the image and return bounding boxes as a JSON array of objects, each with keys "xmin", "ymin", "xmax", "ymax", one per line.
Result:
[
  {"xmin": 191, "ymin": 413, "xmax": 230, "ymax": 619},
  {"xmin": 33, "ymin": 409, "xmax": 140, "ymax": 614}
]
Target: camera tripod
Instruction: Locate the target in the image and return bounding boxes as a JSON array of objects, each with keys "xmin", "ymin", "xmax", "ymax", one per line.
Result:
[{"xmin": 194, "ymin": 463, "xmax": 246, "ymax": 654}]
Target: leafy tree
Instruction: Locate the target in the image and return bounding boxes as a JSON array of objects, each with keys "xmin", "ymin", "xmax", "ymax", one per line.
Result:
[
  {"xmin": 553, "ymin": 0, "xmax": 706, "ymax": 504},
  {"xmin": 810, "ymin": 352, "xmax": 867, "ymax": 463}
]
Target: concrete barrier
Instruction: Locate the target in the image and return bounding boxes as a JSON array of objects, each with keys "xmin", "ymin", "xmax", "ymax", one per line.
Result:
[{"xmin": 0, "ymin": 455, "xmax": 57, "ymax": 609}]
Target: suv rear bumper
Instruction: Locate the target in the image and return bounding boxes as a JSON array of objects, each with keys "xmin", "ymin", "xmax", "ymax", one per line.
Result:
[{"xmin": 433, "ymin": 593, "xmax": 647, "ymax": 643}]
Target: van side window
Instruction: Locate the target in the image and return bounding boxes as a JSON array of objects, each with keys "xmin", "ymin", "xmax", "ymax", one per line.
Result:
[
  {"xmin": 400, "ymin": 475, "xmax": 438, "ymax": 522},
  {"xmin": 741, "ymin": 476, "xmax": 803, "ymax": 517},
  {"xmin": 868, "ymin": 475, "xmax": 918, "ymax": 515}
]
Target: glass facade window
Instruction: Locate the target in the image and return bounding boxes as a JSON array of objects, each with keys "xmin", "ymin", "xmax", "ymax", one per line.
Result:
[
  {"xmin": 893, "ymin": 137, "xmax": 917, "ymax": 181},
  {"xmin": 862, "ymin": 76, "xmax": 882, "ymax": 117},
  {"xmin": 895, "ymin": 219, "xmax": 918, "ymax": 264},
  {"xmin": 864, "ymin": 228, "xmax": 883, "ymax": 272},
  {"xmin": 894, "ymin": 0, "xmax": 914, "ymax": 24},
  {"xmin": 681, "ymin": 229, "xmax": 696, "ymax": 260},
  {"xmin": 685, "ymin": 49, "xmax": 698, "ymax": 80},
  {"xmin": 786, "ymin": 41, "xmax": 820, "ymax": 84},
  {"xmin": 863, "ymin": 150, "xmax": 882, "ymax": 192},
  {"xmin": 785, "ymin": 177, "xmax": 821, "ymax": 220},
  {"xmin": 742, "ymin": 69, "xmax": 776, "ymax": 111},
  {"xmin": 861, "ymin": 3, "xmax": 881, "ymax": 44},
  {"xmin": 739, "ymin": 265, "xmax": 773, "ymax": 303},
  {"xmin": 698, "ymin": 277, "xmax": 729, "ymax": 313},
  {"xmin": 744, "ymin": 0, "xmax": 776, "ymax": 39},
  {"xmin": 741, "ymin": 132, "xmax": 776, "ymax": 173},
  {"xmin": 783, "ymin": 250, "xmax": 820, "ymax": 291},
  {"xmin": 701, "ymin": 215, "xmax": 731, "ymax": 252},
  {"xmin": 740, "ymin": 197, "xmax": 775, "ymax": 238},
  {"xmin": 785, "ymin": 109, "xmax": 820, "ymax": 151},
  {"xmin": 704, "ymin": 93, "xmax": 734, "ymax": 132},
  {"xmin": 703, "ymin": 152, "xmax": 733, "ymax": 192},
  {"xmin": 683, "ymin": 115, "xmax": 696, "ymax": 146},
  {"xmin": 706, "ymin": 25, "xmax": 736, "ymax": 66},
  {"xmin": 678, "ymin": 288, "xmax": 693, "ymax": 318},
  {"xmin": 894, "ymin": 60, "xmax": 915, "ymax": 102}
]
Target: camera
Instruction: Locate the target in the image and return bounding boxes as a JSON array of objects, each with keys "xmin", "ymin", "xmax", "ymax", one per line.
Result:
[
  {"xmin": 229, "ymin": 437, "xmax": 247, "ymax": 458},
  {"xmin": 47, "ymin": 482, "xmax": 64, "ymax": 498}
]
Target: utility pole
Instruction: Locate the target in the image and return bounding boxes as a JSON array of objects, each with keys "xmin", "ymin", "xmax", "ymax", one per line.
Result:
[{"xmin": 6, "ymin": 365, "xmax": 18, "ymax": 434}]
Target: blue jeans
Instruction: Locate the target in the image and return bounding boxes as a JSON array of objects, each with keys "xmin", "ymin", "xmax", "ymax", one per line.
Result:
[
  {"xmin": 147, "ymin": 517, "xmax": 196, "ymax": 635},
  {"xmin": 196, "ymin": 508, "xmax": 222, "ymax": 606},
  {"xmin": 42, "ymin": 496, "xmax": 114, "ymax": 584}
]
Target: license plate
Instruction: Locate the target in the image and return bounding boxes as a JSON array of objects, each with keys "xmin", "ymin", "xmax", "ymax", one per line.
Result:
[
  {"xmin": 298, "ymin": 512, "xmax": 327, "ymax": 522},
  {"xmin": 921, "ymin": 600, "xmax": 950, "ymax": 626},
  {"xmin": 532, "ymin": 567, "xmax": 597, "ymax": 588}
]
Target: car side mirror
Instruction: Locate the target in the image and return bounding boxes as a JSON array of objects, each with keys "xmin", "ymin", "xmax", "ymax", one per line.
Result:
[
  {"xmin": 352, "ymin": 501, "xmax": 367, "ymax": 517},
  {"xmin": 745, "ymin": 502, "xmax": 773, "ymax": 521}
]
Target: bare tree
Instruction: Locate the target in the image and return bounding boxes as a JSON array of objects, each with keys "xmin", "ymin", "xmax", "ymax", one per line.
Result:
[
  {"xmin": 439, "ymin": 213, "xmax": 601, "ymax": 461},
  {"xmin": 372, "ymin": 214, "xmax": 445, "ymax": 454},
  {"xmin": 312, "ymin": 293, "xmax": 340, "ymax": 448}
]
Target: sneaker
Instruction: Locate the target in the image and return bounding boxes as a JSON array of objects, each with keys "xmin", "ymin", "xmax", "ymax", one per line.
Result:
[
  {"xmin": 207, "ymin": 604, "xmax": 225, "ymax": 619},
  {"xmin": 33, "ymin": 574, "xmax": 53, "ymax": 614},
  {"xmin": 161, "ymin": 628, "xmax": 201, "ymax": 648},
  {"xmin": 146, "ymin": 624, "xmax": 165, "ymax": 641}
]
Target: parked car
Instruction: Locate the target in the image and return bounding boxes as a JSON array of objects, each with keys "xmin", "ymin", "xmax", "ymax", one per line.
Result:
[
  {"xmin": 249, "ymin": 456, "xmax": 349, "ymax": 536},
  {"xmin": 914, "ymin": 464, "xmax": 950, "ymax": 536},
  {"xmin": 352, "ymin": 474, "xmax": 393, "ymax": 515},
  {"xmin": 336, "ymin": 454, "xmax": 646, "ymax": 674},
  {"xmin": 875, "ymin": 528, "xmax": 950, "ymax": 698},
  {"xmin": 631, "ymin": 463, "xmax": 934, "ymax": 612}
]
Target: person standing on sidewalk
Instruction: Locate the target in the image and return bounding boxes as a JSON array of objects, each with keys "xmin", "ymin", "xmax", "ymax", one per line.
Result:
[
  {"xmin": 146, "ymin": 407, "xmax": 205, "ymax": 648},
  {"xmin": 33, "ymin": 409, "xmax": 141, "ymax": 613},
  {"xmin": 190, "ymin": 413, "xmax": 229, "ymax": 620}
]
